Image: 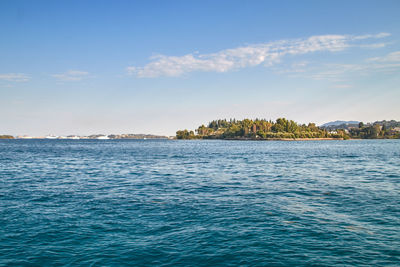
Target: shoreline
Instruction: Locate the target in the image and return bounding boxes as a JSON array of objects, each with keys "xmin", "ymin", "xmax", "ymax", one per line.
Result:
[
  {"xmin": 3, "ymin": 138, "xmax": 399, "ymax": 141},
  {"xmin": 218, "ymin": 137, "xmax": 344, "ymax": 141}
]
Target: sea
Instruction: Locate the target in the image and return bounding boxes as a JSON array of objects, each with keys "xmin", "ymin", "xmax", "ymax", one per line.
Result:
[{"xmin": 0, "ymin": 139, "xmax": 399, "ymax": 266}]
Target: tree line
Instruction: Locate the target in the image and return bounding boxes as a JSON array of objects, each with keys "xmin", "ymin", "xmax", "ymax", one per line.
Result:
[
  {"xmin": 176, "ymin": 118, "xmax": 400, "ymax": 140},
  {"xmin": 176, "ymin": 118, "xmax": 348, "ymax": 140},
  {"xmin": 348, "ymin": 122, "xmax": 400, "ymax": 139}
]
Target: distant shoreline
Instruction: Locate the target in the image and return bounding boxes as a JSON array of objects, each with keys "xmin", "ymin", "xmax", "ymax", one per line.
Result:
[
  {"xmin": 2, "ymin": 138, "xmax": 170, "ymax": 140},
  {"xmin": 2, "ymin": 138, "xmax": 399, "ymax": 142},
  {"xmin": 223, "ymin": 137, "xmax": 344, "ymax": 141},
  {"xmin": 176, "ymin": 118, "xmax": 400, "ymax": 140},
  {"xmin": 1, "ymin": 138, "xmax": 343, "ymax": 141}
]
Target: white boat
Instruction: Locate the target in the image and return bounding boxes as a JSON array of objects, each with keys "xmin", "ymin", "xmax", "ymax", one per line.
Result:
[{"xmin": 97, "ymin": 135, "xmax": 109, "ymax": 140}]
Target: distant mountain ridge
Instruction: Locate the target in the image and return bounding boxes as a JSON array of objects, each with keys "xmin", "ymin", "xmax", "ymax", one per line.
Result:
[{"xmin": 320, "ymin": 121, "xmax": 360, "ymax": 127}]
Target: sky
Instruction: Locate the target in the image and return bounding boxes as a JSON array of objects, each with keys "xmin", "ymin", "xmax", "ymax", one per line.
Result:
[{"xmin": 1, "ymin": 0, "xmax": 399, "ymax": 136}]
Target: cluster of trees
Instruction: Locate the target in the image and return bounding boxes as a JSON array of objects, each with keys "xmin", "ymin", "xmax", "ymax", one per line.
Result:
[
  {"xmin": 176, "ymin": 118, "xmax": 348, "ymax": 140},
  {"xmin": 176, "ymin": 130, "xmax": 196, "ymax": 139},
  {"xmin": 348, "ymin": 122, "xmax": 400, "ymax": 139}
]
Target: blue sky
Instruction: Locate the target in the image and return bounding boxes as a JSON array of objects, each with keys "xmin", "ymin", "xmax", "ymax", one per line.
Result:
[{"xmin": 1, "ymin": 0, "xmax": 399, "ymax": 136}]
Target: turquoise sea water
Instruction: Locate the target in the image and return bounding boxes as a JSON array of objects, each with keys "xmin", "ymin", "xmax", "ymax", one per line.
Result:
[{"xmin": 0, "ymin": 139, "xmax": 399, "ymax": 266}]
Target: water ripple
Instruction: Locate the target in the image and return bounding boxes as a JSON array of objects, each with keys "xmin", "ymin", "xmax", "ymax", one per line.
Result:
[{"xmin": 0, "ymin": 139, "xmax": 399, "ymax": 266}]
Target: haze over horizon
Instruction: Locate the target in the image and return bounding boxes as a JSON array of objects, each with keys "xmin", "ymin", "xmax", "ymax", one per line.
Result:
[{"xmin": 1, "ymin": 0, "xmax": 399, "ymax": 136}]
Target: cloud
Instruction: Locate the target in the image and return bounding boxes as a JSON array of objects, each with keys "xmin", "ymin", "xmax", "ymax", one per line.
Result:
[
  {"xmin": 352, "ymin": 32, "xmax": 391, "ymax": 40},
  {"xmin": 367, "ymin": 51, "xmax": 400, "ymax": 62},
  {"xmin": 0, "ymin": 73, "xmax": 30, "ymax": 82},
  {"xmin": 52, "ymin": 70, "xmax": 89, "ymax": 81},
  {"xmin": 359, "ymin": 43, "xmax": 387, "ymax": 49},
  {"xmin": 306, "ymin": 50, "xmax": 400, "ymax": 81},
  {"xmin": 128, "ymin": 32, "xmax": 390, "ymax": 78},
  {"xmin": 273, "ymin": 61, "xmax": 310, "ymax": 74}
]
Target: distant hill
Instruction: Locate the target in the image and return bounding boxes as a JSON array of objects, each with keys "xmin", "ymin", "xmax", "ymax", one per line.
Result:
[
  {"xmin": 321, "ymin": 121, "xmax": 360, "ymax": 127},
  {"xmin": 320, "ymin": 119, "xmax": 400, "ymax": 132}
]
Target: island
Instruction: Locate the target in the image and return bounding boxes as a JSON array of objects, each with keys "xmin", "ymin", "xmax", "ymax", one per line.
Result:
[{"xmin": 176, "ymin": 118, "xmax": 400, "ymax": 140}]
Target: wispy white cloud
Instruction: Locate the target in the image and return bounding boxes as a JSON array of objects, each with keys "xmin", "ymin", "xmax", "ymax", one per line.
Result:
[
  {"xmin": 359, "ymin": 43, "xmax": 387, "ymax": 49},
  {"xmin": 52, "ymin": 70, "xmax": 89, "ymax": 81},
  {"xmin": 0, "ymin": 73, "xmax": 30, "ymax": 82},
  {"xmin": 128, "ymin": 33, "xmax": 390, "ymax": 78},
  {"xmin": 273, "ymin": 61, "xmax": 310, "ymax": 74},
  {"xmin": 367, "ymin": 51, "xmax": 400, "ymax": 62},
  {"xmin": 352, "ymin": 32, "xmax": 391, "ymax": 40},
  {"xmin": 306, "ymin": 50, "xmax": 400, "ymax": 81}
]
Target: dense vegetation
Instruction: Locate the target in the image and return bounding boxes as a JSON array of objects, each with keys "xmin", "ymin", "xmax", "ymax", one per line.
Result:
[
  {"xmin": 176, "ymin": 118, "xmax": 347, "ymax": 140},
  {"xmin": 347, "ymin": 122, "xmax": 400, "ymax": 139},
  {"xmin": 176, "ymin": 118, "xmax": 400, "ymax": 140}
]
